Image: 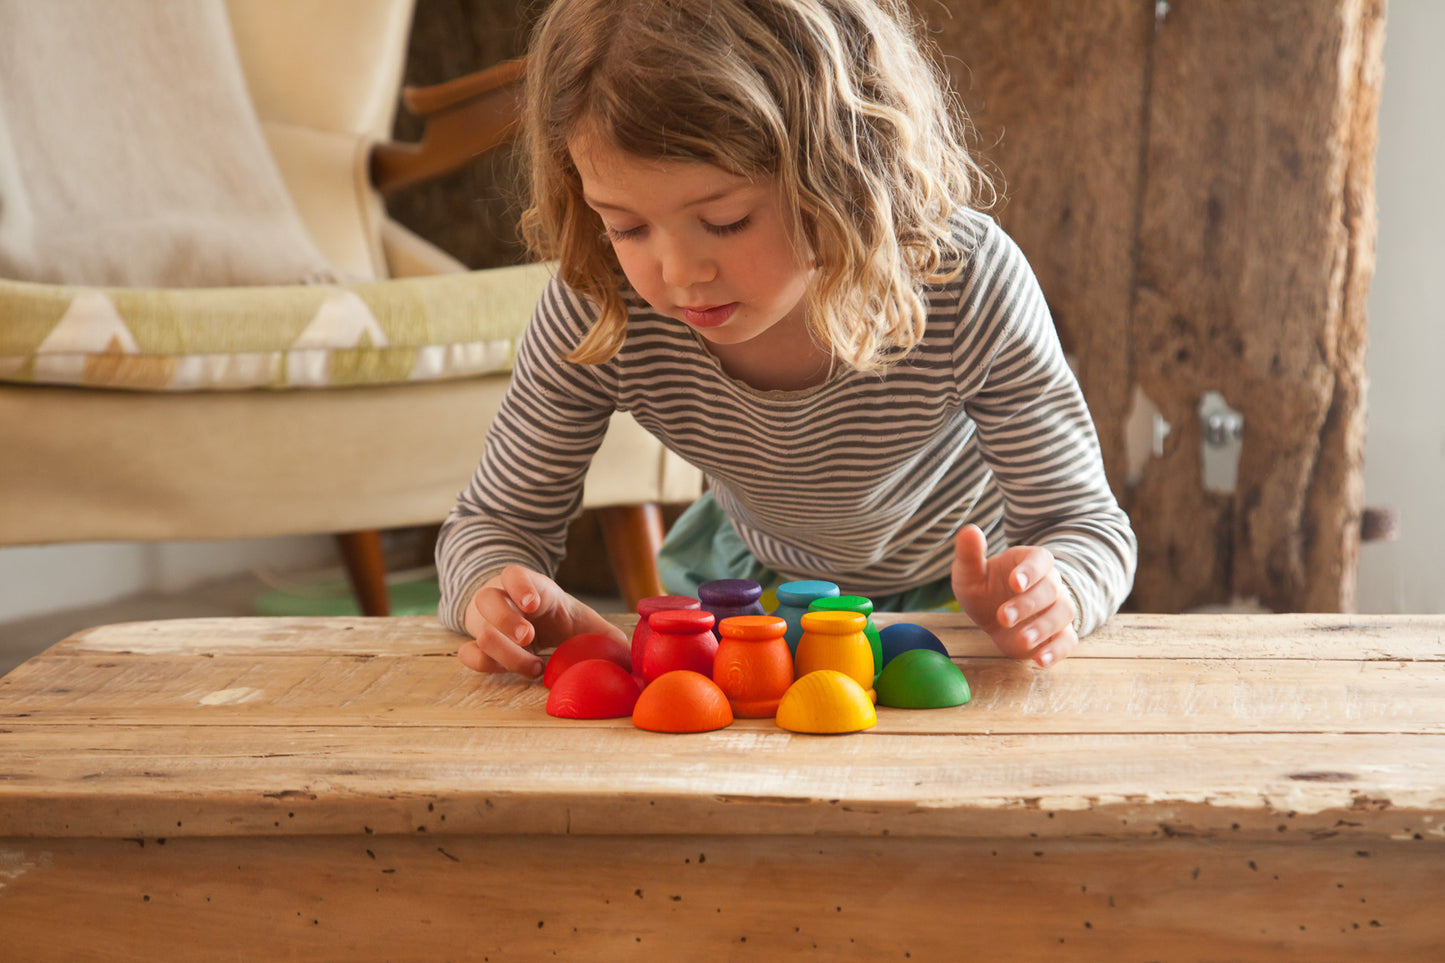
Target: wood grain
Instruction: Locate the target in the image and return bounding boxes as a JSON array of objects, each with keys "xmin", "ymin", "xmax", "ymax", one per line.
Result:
[
  {"xmin": 0, "ymin": 615, "xmax": 1441, "ymax": 842},
  {"xmin": 2, "ymin": 613, "xmax": 1441, "ymax": 959},
  {"xmin": 1130, "ymin": 0, "xmax": 1385, "ymax": 612},
  {"xmin": 1, "ymin": 726, "xmax": 1441, "ymax": 841},
  {"xmin": 33, "ymin": 612, "xmax": 1445, "ymax": 660},
  {"xmin": 1, "ymin": 833, "xmax": 1439, "ymax": 962},
  {"xmin": 4, "ymin": 650, "xmax": 1442, "ymax": 733},
  {"xmin": 927, "ymin": 0, "xmax": 1153, "ymax": 501}
]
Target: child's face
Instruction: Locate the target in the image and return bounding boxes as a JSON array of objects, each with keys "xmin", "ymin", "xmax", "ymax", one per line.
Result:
[{"xmin": 570, "ymin": 131, "xmax": 813, "ymax": 350}]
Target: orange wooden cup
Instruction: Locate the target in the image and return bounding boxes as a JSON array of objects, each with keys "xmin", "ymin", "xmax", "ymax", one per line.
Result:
[{"xmin": 713, "ymin": 614, "xmax": 793, "ymax": 718}]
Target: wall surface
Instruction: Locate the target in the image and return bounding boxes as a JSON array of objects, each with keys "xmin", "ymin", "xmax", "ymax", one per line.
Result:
[
  {"xmin": 1355, "ymin": 0, "xmax": 1445, "ymax": 613},
  {"xmin": 0, "ymin": 538, "xmax": 335, "ymax": 625}
]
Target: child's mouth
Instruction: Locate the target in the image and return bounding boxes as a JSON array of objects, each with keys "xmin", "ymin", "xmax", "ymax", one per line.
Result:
[{"xmin": 682, "ymin": 303, "xmax": 739, "ymax": 328}]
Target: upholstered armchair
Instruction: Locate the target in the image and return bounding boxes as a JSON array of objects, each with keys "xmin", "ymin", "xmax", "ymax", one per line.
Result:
[{"xmin": 0, "ymin": 0, "xmax": 701, "ymax": 613}]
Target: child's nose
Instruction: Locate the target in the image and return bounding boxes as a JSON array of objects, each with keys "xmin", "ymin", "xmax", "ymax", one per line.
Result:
[{"xmin": 659, "ymin": 239, "xmax": 715, "ymax": 288}]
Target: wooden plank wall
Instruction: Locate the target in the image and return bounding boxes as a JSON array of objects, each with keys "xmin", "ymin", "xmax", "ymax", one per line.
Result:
[{"xmin": 386, "ymin": 0, "xmax": 1385, "ymax": 614}]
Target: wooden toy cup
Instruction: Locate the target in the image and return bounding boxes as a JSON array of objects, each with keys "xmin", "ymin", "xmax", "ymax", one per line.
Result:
[
  {"xmin": 772, "ymin": 580, "xmax": 840, "ymax": 655},
  {"xmin": 698, "ymin": 579, "xmax": 765, "ymax": 640},
  {"xmin": 631, "ymin": 595, "xmax": 700, "ymax": 674},
  {"xmin": 713, "ymin": 614, "xmax": 793, "ymax": 718},
  {"xmin": 795, "ymin": 610, "xmax": 875, "ymax": 703},
  {"xmin": 808, "ymin": 594, "xmax": 883, "ymax": 679},
  {"xmin": 641, "ymin": 609, "xmax": 717, "ymax": 683}
]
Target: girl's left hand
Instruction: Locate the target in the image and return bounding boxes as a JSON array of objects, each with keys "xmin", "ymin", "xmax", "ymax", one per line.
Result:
[{"xmin": 950, "ymin": 524, "xmax": 1078, "ymax": 667}]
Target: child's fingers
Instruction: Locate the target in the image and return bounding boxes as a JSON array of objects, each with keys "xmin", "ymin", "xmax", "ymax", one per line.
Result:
[
  {"xmin": 471, "ymin": 627, "xmax": 544, "ymax": 678},
  {"xmin": 1002, "ymin": 545, "xmax": 1055, "ymax": 595},
  {"xmin": 498, "ymin": 565, "xmax": 544, "ymax": 616},
  {"xmin": 1018, "ymin": 595, "xmax": 1072, "ymax": 651},
  {"xmin": 457, "ymin": 639, "xmax": 506, "ymax": 674},
  {"xmin": 995, "ymin": 561, "xmax": 1061, "ymax": 629},
  {"xmin": 562, "ymin": 596, "xmax": 630, "ymax": 646},
  {"xmin": 501, "ymin": 566, "xmax": 627, "ymax": 647},
  {"xmin": 1029, "ymin": 623, "xmax": 1079, "ymax": 667},
  {"xmin": 467, "ymin": 584, "xmax": 544, "ymax": 678},
  {"xmin": 996, "ymin": 593, "xmax": 1075, "ymax": 661},
  {"xmin": 468, "ymin": 582, "xmax": 534, "ymax": 650},
  {"xmin": 951, "ymin": 524, "xmax": 989, "ymax": 586}
]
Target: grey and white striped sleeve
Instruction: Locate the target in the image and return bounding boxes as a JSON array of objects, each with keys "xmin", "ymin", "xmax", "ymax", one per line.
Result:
[
  {"xmin": 434, "ymin": 279, "xmax": 617, "ymax": 633},
  {"xmin": 959, "ymin": 220, "xmax": 1137, "ymax": 635}
]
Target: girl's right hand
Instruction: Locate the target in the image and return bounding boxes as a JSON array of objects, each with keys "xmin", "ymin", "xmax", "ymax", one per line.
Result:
[{"xmin": 458, "ymin": 564, "xmax": 628, "ymax": 679}]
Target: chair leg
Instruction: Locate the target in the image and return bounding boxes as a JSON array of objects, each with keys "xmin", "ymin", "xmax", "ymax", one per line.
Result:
[
  {"xmin": 596, "ymin": 504, "xmax": 666, "ymax": 612},
  {"xmin": 335, "ymin": 530, "xmax": 392, "ymax": 617}
]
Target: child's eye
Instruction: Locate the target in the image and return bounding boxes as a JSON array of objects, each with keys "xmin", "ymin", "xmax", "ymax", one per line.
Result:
[
  {"xmin": 704, "ymin": 216, "xmax": 751, "ymax": 237},
  {"xmin": 605, "ymin": 224, "xmax": 645, "ymax": 242}
]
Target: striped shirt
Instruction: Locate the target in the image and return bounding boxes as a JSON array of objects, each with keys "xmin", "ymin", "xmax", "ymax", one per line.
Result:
[{"xmin": 437, "ymin": 210, "xmax": 1136, "ymax": 635}]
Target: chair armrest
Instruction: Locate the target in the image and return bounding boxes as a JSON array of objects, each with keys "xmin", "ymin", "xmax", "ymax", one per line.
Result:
[{"xmin": 369, "ymin": 58, "xmax": 526, "ymax": 194}]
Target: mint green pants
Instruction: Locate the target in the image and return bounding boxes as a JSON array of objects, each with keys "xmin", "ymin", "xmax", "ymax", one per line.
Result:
[{"xmin": 657, "ymin": 492, "xmax": 960, "ymax": 613}]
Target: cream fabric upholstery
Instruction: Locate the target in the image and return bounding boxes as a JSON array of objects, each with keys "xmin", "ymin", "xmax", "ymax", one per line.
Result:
[
  {"xmin": 228, "ymin": 0, "xmax": 415, "ymax": 279},
  {"xmin": 0, "ymin": 384, "xmax": 701, "ymax": 543},
  {"xmin": 227, "ymin": 0, "xmax": 412, "ymax": 140},
  {"xmin": 381, "ymin": 220, "xmax": 470, "ymax": 277},
  {"xmin": 262, "ymin": 124, "xmax": 387, "ymax": 280},
  {"xmin": 0, "ymin": 0, "xmax": 701, "ymax": 547},
  {"xmin": 0, "ymin": 0, "xmax": 338, "ymax": 288}
]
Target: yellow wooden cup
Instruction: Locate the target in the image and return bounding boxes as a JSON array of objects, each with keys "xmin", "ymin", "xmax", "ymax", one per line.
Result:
[{"xmin": 794, "ymin": 609, "xmax": 876, "ymax": 703}]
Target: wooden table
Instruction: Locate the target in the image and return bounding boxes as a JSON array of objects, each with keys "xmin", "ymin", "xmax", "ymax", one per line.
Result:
[{"xmin": 1, "ymin": 613, "xmax": 1442, "ymax": 960}]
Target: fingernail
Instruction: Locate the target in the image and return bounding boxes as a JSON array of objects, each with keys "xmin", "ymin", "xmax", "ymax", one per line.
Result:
[
  {"xmin": 1038, "ymin": 650, "xmax": 1054, "ymax": 666},
  {"xmin": 1001, "ymin": 606, "xmax": 1017, "ymax": 626},
  {"xmin": 1021, "ymin": 627, "xmax": 1037, "ymax": 646},
  {"xmin": 514, "ymin": 624, "xmax": 530, "ymax": 643},
  {"xmin": 528, "ymin": 661, "xmax": 543, "ymax": 678},
  {"xmin": 523, "ymin": 594, "xmax": 540, "ymax": 611}
]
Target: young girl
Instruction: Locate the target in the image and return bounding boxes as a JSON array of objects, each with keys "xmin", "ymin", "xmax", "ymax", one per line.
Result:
[{"xmin": 437, "ymin": 0, "xmax": 1137, "ymax": 679}]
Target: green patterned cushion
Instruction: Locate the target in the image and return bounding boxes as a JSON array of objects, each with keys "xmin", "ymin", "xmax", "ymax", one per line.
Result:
[{"xmin": 0, "ymin": 262, "xmax": 552, "ymax": 391}]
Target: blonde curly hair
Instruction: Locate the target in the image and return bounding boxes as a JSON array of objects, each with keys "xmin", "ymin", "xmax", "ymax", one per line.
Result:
[{"xmin": 520, "ymin": 0, "xmax": 992, "ymax": 369}]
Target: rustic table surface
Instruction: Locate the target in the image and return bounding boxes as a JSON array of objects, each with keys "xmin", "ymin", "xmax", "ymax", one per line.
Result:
[{"xmin": 1, "ymin": 613, "xmax": 1442, "ymax": 960}]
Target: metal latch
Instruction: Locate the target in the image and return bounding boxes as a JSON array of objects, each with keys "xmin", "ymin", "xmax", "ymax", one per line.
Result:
[{"xmin": 1198, "ymin": 391, "xmax": 1243, "ymax": 494}]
